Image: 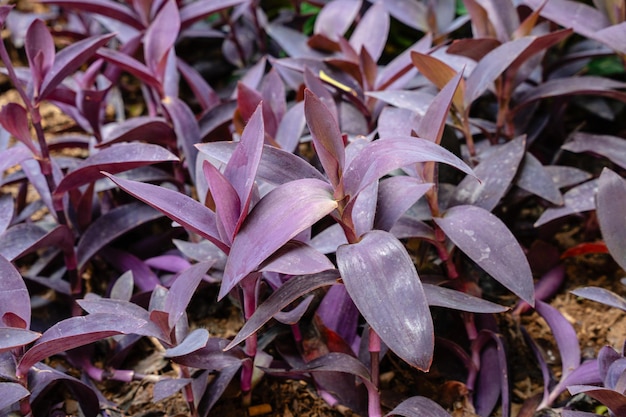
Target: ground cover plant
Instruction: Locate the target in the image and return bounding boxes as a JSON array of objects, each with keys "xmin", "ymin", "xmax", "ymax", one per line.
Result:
[{"xmin": 2, "ymin": 0, "xmax": 626, "ymax": 416}]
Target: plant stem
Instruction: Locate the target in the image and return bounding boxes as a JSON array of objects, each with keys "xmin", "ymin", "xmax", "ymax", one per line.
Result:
[{"xmin": 240, "ymin": 274, "xmax": 259, "ymax": 405}]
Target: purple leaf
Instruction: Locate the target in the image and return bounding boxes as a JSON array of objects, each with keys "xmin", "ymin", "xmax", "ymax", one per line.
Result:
[
  {"xmin": 385, "ymin": 395, "xmax": 452, "ymax": 417},
  {"xmin": 274, "ymin": 295, "xmax": 314, "ymax": 325},
  {"xmin": 0, "ymin": 328, "xmax": 41, "ymax": 353},
  {"xmin": 177, "ymin": 59, "xmax": 220, "ymax": 112},
  {"xmin": 434, "ymin": 205, "xmax": 534, "ymax": 304},
  {"xmin": 0, "ymin": 223, "xmax": 73, "ymax": 262},
  {"xmin": 100, "ymin": 116, "xmax": 175, "ymax": 147},
  {"xmin": 164, "ymin": 328, "xmax": 209, "ymax": 357},
  {"xmin": 423, "ymin": 284, "xmax": 508, "ymax": 313},
  {"xmin": 163, "ymin": 96, "xmax": 201, "ymax": 182},
  {"xmin": 535, "ymin": 300, "xmax": 580, "ymax": 380},
  {"xmin": 376, "ymin": 35, "xmax": 432, "ymax": 90},
  {"xmin": 146, "ymin": 255, "xmax": 192, "ymax": 274},
  {"xmin": 317, "ymin": 284, "xmax": 359, "ymax": 346},
  {"xmin": 305, "ymin": 89, "xmax": 345, "ymax": 189},
  {"xmin": 597, "ymin": 168, "xmax": 626, "ymax": 270},
  {"xmin": 0, "ymin": 194, "xmax": 13, "ymax": 234},
  {"xmin": 203, "ymin": 160, "xmax": 241, "ymax": 244},
  {"xmin": 534, "ymin": 179, "xmax": 598, "ymax": 227},
  {"xmin": 224, "ymin": 104, "xmax": 265, "ymax": 220},
  {"xmin": 225, "ymin": 270, "xmax": 340, "ymax": 350},
  {"xmin": 0, "ymin": 382, "xmax": 30, "ymax": 410},
  {"xmin": 416, "ymin": 70, "xmax": 464, "ymax": 144},
  {"xmin": 568, "ymin": 385, "xmax": 626, "ymax": 416},
  {"xmin": 310, "ymin": 223, "xmax": 349, "ymax": 254},
  {"xmin": 17, "ymin": 313, "xmax": 150, "ymax": 377},
  {"xmin": 165, "ymin": 262, "xmax": 212, "ymax": 330},
  {"xmin": 337, "ymin": 230, "xmax": 434, "ymax": 370},
  {"xmin": 452, "ymin": 136, "xmax": 526, "ymax": 211},
  {"xmin": 0, "ymin": 145, "xmax": 31, "ymax": 175},
  {"xmin": 563, "ymin": 132, "xmax": 626, "ymax": 171},
  {"xmin": 179, "ymin": 0, "xmax": 247, "ymax": 28},
  {"xmin": 374, "ymin": 176, "xmax": 433, "ymax": 231},
  {"xmin": 259, "ymin": 241, "xmax": 334, "ymax": 275},
  {"xmin": 314, "ymin": 0, "xmax": 361, "ymax": 41},
  {"xmin": 55, "ymin": 143, "xmax": 178, "ymax": 195},
  {"xmin": 297, "ymin": 352, "xmax": 376, "ymax": 392},
  {"xmin": 110, "ymin": 271, "xmax": 134, "ymax": 301},
  {"xmin": 464, "ymin": 36, "xmax": 534, "ymax": 107},
  {"xmin": 95, "ymin": 47, "xmax": 162, "ymax": 89},
  {"xmin": 104, "ymin": 174, "xmax": 227, "ymax": 253},
  {"xmin": 144, "ymin": 0, "xmax": 179, "ymax": 79},
  {"xmin": 171, "ymin": 338, "xmax": 244, "ymax": 370},
  {"xmin": 473, "ymin": 331, "xmax": 509, "ymax": 417},
  {"xmin": 0, "ymin": 254, "xmax": 30, "ymax": 328},
  {"xmin": 76, "ymin": 202, "xmax": 163, "ymax": 270},
  {"xmin": 102, "ymin": 248, "xmax": 161, "ymax": 293},
  {"xmin": 25, "ymin": 19, "xmax": 54, "ymax": 92},
  {"xmin": 220, "ymin": 179, "xmax": 337, "ymax": 299},
  {"xmin": 266, "ymin": 24, "xmax": 326, "ymax": 59},
  {"xmin": 275, "ymin": 101, "xmax": 306, "ymax": 152},
  {"xmin": 154, "ymin": 377, "xmax": 192, "ymax": 402},
  {"xmin": 0, "ymin": 103, "xmax": 37, "ymax": 153},
  {"xmin": 516, "ymin": 153, "xmax": 563, "ymax": 205},
  {"xmin": 39, "ymin": 33, "xmax": 114, "ymax": 100},
  {"xmin": 39, "ymin": 0, "xmax": 142, "ymax": 29},
  {"xmin": 380, "ymin": 0, "xmax": 429, "ymax": 33},
  {"xmin": 571, "ymin": 287, "xmax": 626, "ymax": 312},
  {"xmin": 343, "ymin": 137, "xmax": 475, "ymax": 198},
  {"xmin": 349, "ymin": 1, "xmax": 389, "ymax": 62}
]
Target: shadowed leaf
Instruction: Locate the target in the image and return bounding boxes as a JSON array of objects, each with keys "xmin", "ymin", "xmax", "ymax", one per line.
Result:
[
  {"xmin": 0, "ymin": 254, "xmax": 30, "ymax": 328},
  {"xmin": 0, "ymin": 382, "xmax": 30, "ymax": 410},
  {"xmin": 597, "ymin": 168, "xmax": 626, "ymax": 270},
  {"xmin": 386, "ymin": 395, "xmax": 452, "ymax": 417}
]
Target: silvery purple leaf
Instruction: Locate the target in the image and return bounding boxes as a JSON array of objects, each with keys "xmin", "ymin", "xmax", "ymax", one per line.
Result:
[
  {"xmin": 259, "ymin": 240, "xmax": 334, "ymax": 275},
  {"xmin": 0, "ymin": 254, "xmax": 30, "ymax": 328},
  {"xmin": 297, "ymin": 352, "xmax": 376, "ymax": 392},
  {"xmin": 434, "ymin": 205, "xmax": 534, "ymax": 304},
  {"xmin": 0, "ymin": 194, "xmax": 13, "ymax": 234},
  {"xmin": 165, "ymin": 262, "xmax": 212, "ymax": 330},
  {"xmin": 17, "ymin": 313, "xmax": 150, "ymax": 377},
  {"xmin": 535, "ymin": 301, "xmax": 580, "ymax": 380},
  {"xmin": 343, "ymin": 136, "xmax": 475, "ymax": 197},
  {"xmin": 273, "ymin": 295, "xmax": 314, "ymax": 325},
  {"xmin": 349, "ymin": 1, "xmax": 389, "ymax": 62},
  {"xmin": 310, "ymin": 223, "xmax": 349, "ymax": 254},
  {"xmin": 337, "ymin": 230, "xmax": 434, "ymax": 370},
  {"xmin": 377, "ymin": 107, "xmax": 419, "ymax": 137},
  {"xmin": 203, "ymin": 161, "xmax": 240, "ymax": 244},
  {"xmin": 275, "ymin": 101, "xmax": 305, "ymax": 152},
  {"xmin": 0, "ymin": 224, "xmax": 72, "ymax": 262},
  {"xmin": 220, "ymin": 179, "xmax": 337, "ymax": 299},
  {"xmin": 367, "ymin": 90, "xmax": 434, "ymax": 115},
  {"xmin": 544, "ymin": 165, "xmax": 593, "ymax": 189},
  {"xmin": 390, "ymin": 216, "xmax": 435, "ymax": 240},
  {"xmin": 55, "ymin": 143, "xmax": 178, "ymax": 195},
  {"xmin": 164, "ymin": 328, "xmax": 209, "ymax": 357},
  {"xmin": 266, "ymin": 23, "xmax": 326, "ymax": 59},
  {"xmin": 380, "ymin": 0, "xmax": 429, "ymax": 33},
  {"xmin": 375, "ymin": 177, "xmax": 432, "ymax": 232},
  {"xmin": 144, "ymin": 0, "xmax": 179, "ymax": 79},
  {"xmin": 472, "ymin": 331, "xmax": 509, "ymax": 417},
  {"xmin": 0, "ymin": 145, "xmax": 31, "ymax": 175},
  {"xmin": 452, "ymin": 136, "xmax": 526, "ymax": 211},
  {"xmin": 385, "ymin": 395, "xmax": 452, "ymax": 417},
  {"xmin": 0, "ymin": 328, "xmax": 40, "ymax": 353},
  {"xmin": 314, "ymin": 0, "xmax": 361, "ymax": 42},
  {"xmin": 104, "ymin": 174, "xmax": 227, "ymax": 253},
  {"xmin": 197, "ymin": 363, "xmax": 241, "ymax": 416},
  {"xmin": 76, "ymin": 202, "xmax": 163, "ymax": 270},
  {"xmin": 171, "ymin": 338, "xmax": 244, "ymax": 370},
  {"xmin": 153, "ymin": 377, "xmax": 192, "ymax": 402},
  {"xmin": 39, "ymin": 33, "xmax": 114, "ymax": 100},
  {"xmin": 596, "ymin": 168, "xmax": 626, "ymax": 270},
  {"xmin": 100, "ymin": 116, "xmax": 175, "ymax": 147},
  {"xmin": 423, "ymin": 284, "xmax": 508, "ymax": 313},
  {"xmin": 110, "ymin": 271, "xmax": 134, "ymax": 301},
  {"xmin": 534, "ymin": 179, "xmax": 598, "ymax": 227},
  {"xmin": 516, "ymin": 153, "xmax": 563, "ymax": 205},
  {"xmin": 0, "ymin": 382, "xmax": 30, "ymax": 410},
  {"xmin": 417, "ymin": 70, "xmax": 464, "ymax": 144},
  {"xmin": 571, "ymin": 287, "xmax": 626, "ymax": 312},
  {"xmin": 225, "ymin": 270, "xmax": 340, "ymax": 350},
  {"xmin": 563, "ymin": 132, "xmax": 626, "ymax": 170},
  {"xmin": 351, "ymin": 181, "xmax": 378, "ymax": 237},
  {"xmin": 179, "ymin": 0, "xmax": 246, "ymax": 28}
]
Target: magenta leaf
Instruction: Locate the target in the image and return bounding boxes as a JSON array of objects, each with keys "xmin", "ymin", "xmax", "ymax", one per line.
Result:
[
  {"xmin": 25, "ymin": 19, "xmax": 54, "ymax": 92},
  {"xmin": 100, "ymin": 116, "xmax": 175, "ymax": 147},
  {"xmin": 39, "ymin": 33, "xmax": 114, "ymax": 100},
  {"xmin": 337, "ymin": 230, "xmax": 434, "ymax": 370},
  {"xmin": 144, "ymin": 0, "xmax": 179, "ymax": 79},
  {"xmin": 104, "ymin": 174, "xmax": 227, "ymax": 253},
  {"xmin": 76, "ymin": 202, "xmax": 162, "ymax": 270},
  {"xmin": 452, "ymin": 136, "xmax": 526, "ymax": 211},
  {"xmin": 534, "ymin": 179, "xmax": 598, "ymax": 227},
  {"xmin": 342, "ymin": 136, "xmax": 475, "ymax": 198},
  {"xmin": 0, "ymin": 254, "xmax": 30, "ymax": 328},
  {"xmin": 563, "ymin": 132, "xmax": 626, "ymax": 171},
  {"xmin": 597, "ymin": 168, "xmax": 626, "ymax": 270},
  {"xmin": 220, "ymin": 178, "xmax": 337, "ymax": 299},
  {"xmin": 165, "ymin": 262, "xmax": 212, "ymax": 330},
  {"xmin": 304, "ymin": 89, "xmax": 345, "ymax": 189},
  {"xmin": 95, "ymin": 47, "xmax": 162, "ymax": 89},
  {"xmin": 225, "ymin": 270, "xmax": 340, "ymax": 350},
  {"xmin": 17, "ymin": 313, "xmax": 150, "ymax": 377},
  {"xmin": 535, "ymin": 300, "xmax": 580, "ymax": 380},
  {"xmin": 0, "ymin": 382, "xmax": 30, "ymax": 410},
  {"xmin": 203, "ymin": 161, "xmax": 241, "ymax": 244},
  {"xmin": 0, "ymin": 328, "xmax": 41, "ymax": 353},
  {"xmin": 55, "ymin": 143, "xmax": 178, "ymax": 195},
  {"xmin": 385, "ymin": 395, "xmax": 452, "ymax": 417},
  {"xmin": 416, "ymin": 70, "xmax": 464, "ymax": 143},
  {"xmin": 423, "ymin": 284, "xmax": 508, "ymax": 313},
  {"xmin": 434, "ymin": 205, "xmax": 534, "ymax": 305}
]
